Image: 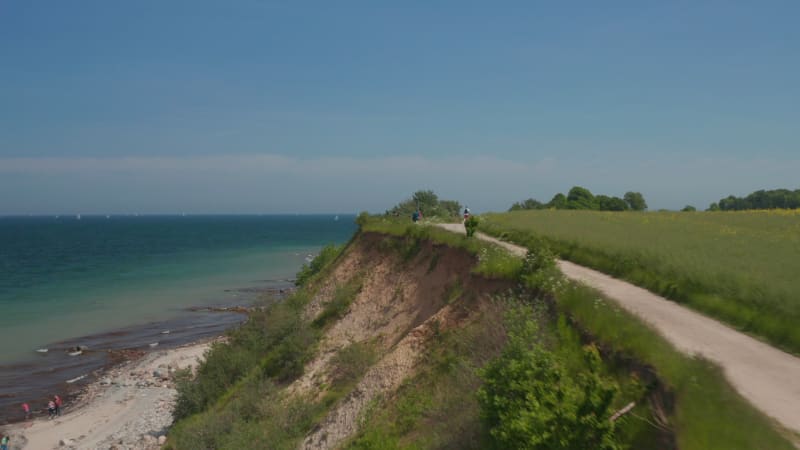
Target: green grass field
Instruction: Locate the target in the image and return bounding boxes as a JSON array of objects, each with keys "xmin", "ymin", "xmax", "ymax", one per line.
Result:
[
  {"xmin": 480, "ymin": 209, "xmax": 800, "ymax": 353},
  {"xmin": 358, "ymin": 216, "xmax": 796, "ymax": 449}
]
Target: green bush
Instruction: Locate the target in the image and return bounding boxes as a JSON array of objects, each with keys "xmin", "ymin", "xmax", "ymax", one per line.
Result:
[
  {"xmin": 173, "ymin": 293, "xmax": 317, "ymax": 421},
  {"xmin": 329, "ymin": 341, "xmax": 378, "ymax": 391},
  {"xmin": 464, "ymin": 215, "xmax": 479, "ymax": 237},
  {"xmin": 296, "ymin": 244, "xmax": 343, "ymax": 286},
  {"xmin": 384, "ymin": 190, "xmax": 462, "ymax": 220},
  {"xmin": 169, "ymin": 374, "xmax": 321, "ymax": 450},
  {"xmin": 312, "ymin": 277, "xmax": 363, "ymax": 329},
  {"xmin": 478, "ymin": 314, "xmax": 620, "ymax": 450},
  {"xmin": 356, "ymin": 211, "xmax": 370, "ymax": 228}
]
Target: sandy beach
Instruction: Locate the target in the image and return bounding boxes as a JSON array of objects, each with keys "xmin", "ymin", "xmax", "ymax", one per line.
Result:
[{"xmin": 1, "ymin": 338, "xmax": 220, "ymax": 450}]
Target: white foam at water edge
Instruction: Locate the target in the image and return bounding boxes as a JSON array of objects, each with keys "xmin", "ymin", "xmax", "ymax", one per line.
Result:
[
  {"xmin": 36, "ymin": 348, "xmax": 48, "ymax": 353},
  {"xmin": 66, "ymin": 374, "xmax": 87, "ymax": 384}
]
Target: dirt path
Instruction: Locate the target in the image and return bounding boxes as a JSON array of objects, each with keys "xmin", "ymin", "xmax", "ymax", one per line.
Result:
[
  {"xmin": 4, "ymin": 341, "xmax": 213, "ymax": 450},
  {"xmin": 436, "ymin": 223, "xmax": 800, "ymax": 434}
]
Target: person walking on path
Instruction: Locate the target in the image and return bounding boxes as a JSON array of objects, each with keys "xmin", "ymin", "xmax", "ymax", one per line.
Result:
[
  {"xmin": 21, "ymin": 402, "xmax": 30, "ymax": 420},
  {"xmin": 54, "ymin": 395, "xmax": 62, "ymax": 416},
  {"xmin": 47, "ymin": 400, "xmax": 56, "ymax": 419}
]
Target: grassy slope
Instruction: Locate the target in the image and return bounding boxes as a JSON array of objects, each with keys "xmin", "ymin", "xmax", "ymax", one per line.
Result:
[
  {"xmin": 169, "ymin": 216, "xmax": 794, "ymax": 449},
  {"xmin": 364, "ymin": 217, "xmax": 793, "ymax": 449},
  {"xmin": 558, "ymin": 283, "xmax": 794, "ymax": 450},
  {"xmin": 167, "ymin": 242, "xmax": 353, "ymax": 449},
  {"xmin": 481, "ymin": 209, "xmax": 800, "ymax": 354}
]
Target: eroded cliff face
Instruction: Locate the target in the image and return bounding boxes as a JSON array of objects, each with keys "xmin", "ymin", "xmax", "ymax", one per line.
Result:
[{"xmin": 293, "ymin": 232, "xmax": 511, "ymax": 450}]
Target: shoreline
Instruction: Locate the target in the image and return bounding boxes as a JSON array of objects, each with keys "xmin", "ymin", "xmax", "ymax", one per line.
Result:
[
  {"xmin": 2, "ymin": 336, "xmax": 222, "ymax": 450},
  {"xmin": 0, "ymin": 286, "xmax": 294, "ymax": 449},
  {"xmin": 0, "ymin": 283, "xmax": 293, "ymax": 428},
  {"xmin": 0, "ymin": 306, "xmax": 249, "ymax": 427}
]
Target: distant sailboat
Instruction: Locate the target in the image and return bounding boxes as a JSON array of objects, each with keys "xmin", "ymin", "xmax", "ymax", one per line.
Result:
[
  {"xmin": 76, "ymin": 214, "xmax": 81, "ymax": 220},
  {"xmin": 334, "ymin": 215, "xmax": 339, "ymax": 221}
]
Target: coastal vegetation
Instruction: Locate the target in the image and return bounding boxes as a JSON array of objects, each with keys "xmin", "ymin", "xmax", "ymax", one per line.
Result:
[
  {"xmin": 510, "ymin": 186, "xmax": 647, "ymax": 212},
  {"xmin": 169, "ymin": 243, "xmax": 348, "ymax": 449},
  {"xmin": 480, "ymin": 209, "xmax": 800, "ymax": 354},
  {"xmin": 166, "ymin": 205, "xmax": 794, "ymax": 449},
  {"xmin": 385, "ymin": 189, "xmax": 462, "ymax": 220},
  {"xmin": 709, "ymin": 187, "xmax": 800, "ymax": 211},
  {"xmin": 356, "ymin": 215, "xmax": 793, "ymax": 449}
]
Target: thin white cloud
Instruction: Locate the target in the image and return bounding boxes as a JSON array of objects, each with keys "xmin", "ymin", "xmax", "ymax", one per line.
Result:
[
  {"xmin": 1, "ymin": 154, "xmax": 798, "ymax": 213},
  {"xmin": 0, "ymin": 154, "xmax": 545, "ymax": 175}
]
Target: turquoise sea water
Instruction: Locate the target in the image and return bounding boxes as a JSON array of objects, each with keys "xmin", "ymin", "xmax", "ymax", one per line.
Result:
[{"xmin": 0, "ymin": 215, "xmax": 356, "ymax": 363}]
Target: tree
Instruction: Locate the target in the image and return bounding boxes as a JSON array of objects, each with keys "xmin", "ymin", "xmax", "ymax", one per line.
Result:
[
  {"xmin": 438, "ymin": 200, "xmax": 462, "ymax": 218},
  {"xmin": 478, "ymin": 315, "xmax": 620, "ymax": 450},
  {"xmin": 707, "ymin": 202, "xmax": 720, "ymax": 211},
  {"xmin": 623, "ymin": 192, "xmax": 647, "ymax": 211},
  {"xmin": 547, "ymin": 193, "xmax": 568, "ymax": 209},
  {"xmin": 566, "ymin": 186, "xmax": 597, "ymax": 210},
  {"xmin": 386, "ymin": 190, "xmax": 461, "ymax": 219},
  {"xmin": 596, "ymin": 195, "xmax": 630, "ymax": 211},
  {"xmin": 412, "ymin": 190, "xmax": 440, "ymax": 213},
  {"xmin": 712, "ymin": 188, "xmax": 800, "ymax": 211},
  {"xmin": 681, "ymin": 205, "xmax": 697, "ymax": 212},
  {"xmin": 509, "ymin": 198, "xmax": 545, "ymax": 211}
]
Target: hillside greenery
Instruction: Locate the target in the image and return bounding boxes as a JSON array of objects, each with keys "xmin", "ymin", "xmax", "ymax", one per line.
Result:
[
  {"xmin": 165, "ymin": 207, "xmax": 794, "ymax": 449},
  {"xmin": 480, "ymin": 209, "xmax": 800, "ymax": 355},
  {"xmin": 510, "ymin": 187, "xmax": 647, "ymax": 212},
  {"xmin": 709, "ymin": 187, "xmax": 800, "ymax": 211},
  {"xmin": 385, "ymin": 189, "xmax": 462, "ymax": 220},
  {"xmin": 358, "ymin": 215, "xmax": 794, "ymax": 449},
  {"xmin": 168, "ymin": 243, "xmax": 350, "ymax": 449}
]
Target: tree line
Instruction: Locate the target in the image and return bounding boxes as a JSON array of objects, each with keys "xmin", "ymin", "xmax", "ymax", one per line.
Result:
[
  {"xmin": 708, "ymin": 188, "xmax": 800, "ymax": 211},
  {"xmin": 385, "ymin": 190, "xmax": 462, "ymax": 219},
  {"xmin": 510, "ymin": 187, "xmax": 647, "ymax": 212}
]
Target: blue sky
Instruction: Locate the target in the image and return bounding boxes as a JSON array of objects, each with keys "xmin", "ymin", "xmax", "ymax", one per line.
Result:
[{"xmin": 1, "ymin": 1, "xmax": 798, "ymax": 213}]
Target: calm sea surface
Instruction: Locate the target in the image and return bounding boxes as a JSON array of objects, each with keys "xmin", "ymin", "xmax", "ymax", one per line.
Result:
[
  {"xmin": 0, "ymin": 214, "xmax": 355, "ymax": 422},
  {"xmin": 0, "ymin": 214, "xmax": 355, "ymax": 362}
]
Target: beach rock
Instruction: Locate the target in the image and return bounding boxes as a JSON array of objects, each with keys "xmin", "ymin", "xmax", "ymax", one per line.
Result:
[
  {"xmin": 100, "ymin": 377, "xmax": 112, "ymax": 385},
  {"xmin": 141, "ymin": 434, "xmax": 158, "ymax": 447},
  {"xmin": 158, "ymin": 435, "xmax": 167, "ymax": 445},
  {"xmin": 59, "ymin": 438, "xmax": 75, "ymax": 446}
]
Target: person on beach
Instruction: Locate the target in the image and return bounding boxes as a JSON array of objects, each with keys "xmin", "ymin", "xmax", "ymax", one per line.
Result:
[
  {"xmin": 412, "ymin": 209, "xmax": 420, "ymax": 223},
  {"xmin": 1, "ymin": 434, "xmax": 9, "ymax": 450},
  {"xmin": 47, "ymin": 400, "xmax": 56, "ymax": 419},
  {"xmin": 54, "ymin": 394, "xmax": 62, "ymax": 416},
  {"xmin": 22, "ymin": 402, "xmax": 30, "ymax": 420},
  {"xmin": 463, "ymin": 206, "xmax": 471, "ymax": 221}
]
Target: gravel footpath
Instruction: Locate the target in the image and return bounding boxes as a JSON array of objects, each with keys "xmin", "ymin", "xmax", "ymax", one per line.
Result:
[{"xmin": 436, "ymin": 222, "xmax": 800, "ymax": 435}]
